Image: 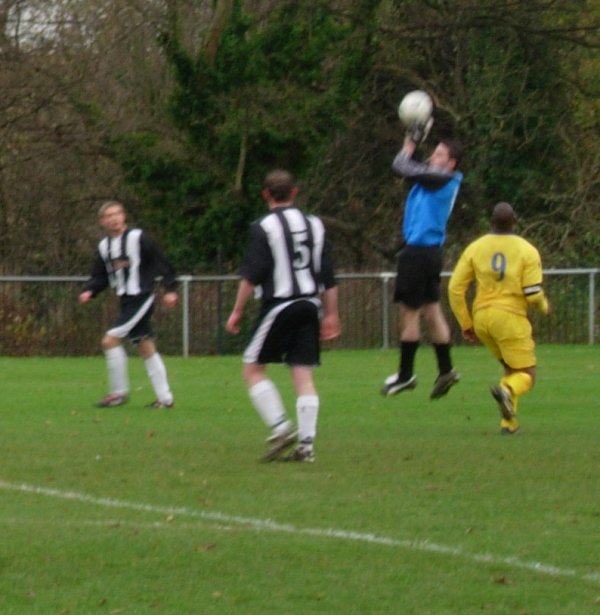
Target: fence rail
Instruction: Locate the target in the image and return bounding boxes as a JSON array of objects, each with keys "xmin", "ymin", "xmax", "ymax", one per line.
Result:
[{"xmin": 0, "ymin": 269, "xmax": 597, "ymax": 356}]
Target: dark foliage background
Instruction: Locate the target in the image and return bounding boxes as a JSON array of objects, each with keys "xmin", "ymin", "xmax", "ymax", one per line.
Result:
[{"xmin": 1, "ymin": 0, "xmax": 600, "ymax": 276}]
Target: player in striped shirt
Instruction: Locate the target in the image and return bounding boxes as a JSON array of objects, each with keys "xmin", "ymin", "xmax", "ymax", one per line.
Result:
[
  {"xmin": 226, "ymin": 170, "xmax": 341, "ymax": 462},
  {"xmin": 79, "ymin": 201, "xmax": 178, "ymax": 409}
]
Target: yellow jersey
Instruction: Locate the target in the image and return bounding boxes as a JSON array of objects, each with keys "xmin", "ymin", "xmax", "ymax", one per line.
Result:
[{"xmin": 448, "ymin": 232, "xmax": 549, "ymax": 331}]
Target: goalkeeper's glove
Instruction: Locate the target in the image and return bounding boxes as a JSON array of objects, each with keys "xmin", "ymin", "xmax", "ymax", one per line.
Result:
[{"xmin": 407, "ymin": 117, "xmax": 433, "ymax": 144}]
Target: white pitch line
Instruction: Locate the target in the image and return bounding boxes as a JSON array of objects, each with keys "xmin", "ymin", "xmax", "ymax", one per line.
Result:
[
  {"xmin": 0, "ymin": 516, "xmax": 233, "ymax": 532},
  {"xmin": 2, "ymin": 479, "xmax": 599, "ymax": 585}
]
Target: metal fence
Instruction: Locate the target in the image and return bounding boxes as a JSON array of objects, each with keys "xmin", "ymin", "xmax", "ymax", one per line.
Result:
[{"xmin": 0, "ymin": 269, "xmax": 597, "ymax": 356}]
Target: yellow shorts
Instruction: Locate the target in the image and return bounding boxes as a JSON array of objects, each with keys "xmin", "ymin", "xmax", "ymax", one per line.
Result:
[{"xmin": 473, "ymin": 307, "xmax": 536, "ymax": 370}]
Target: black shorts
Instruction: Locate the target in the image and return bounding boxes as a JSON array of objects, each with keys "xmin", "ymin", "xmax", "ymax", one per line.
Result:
[
  {"xmin": 107, "ymin": 293, "xmax": 155, "ymax": 343},
  {"xmin": 243, "ymin": 298, "xmax": 321, "ymax": 366},
  {"xmin": 393, "ymin": 245, "xmax": 443, "ymax": 309}
]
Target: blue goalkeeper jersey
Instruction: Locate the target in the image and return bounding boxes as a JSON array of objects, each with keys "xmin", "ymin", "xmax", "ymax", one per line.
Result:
[{"xmin": 392, "ymin": 152, "xmax": 463, "ymax": 247}]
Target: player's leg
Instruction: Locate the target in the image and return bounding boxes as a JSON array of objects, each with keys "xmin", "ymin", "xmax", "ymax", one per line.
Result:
[
  {"xmin": 474, "ymin": 310, "xmax": 518, "ymax": 430},
  {"xmin": 399, "ymin": 304, "xmax": 422, "ymax": 373},
  {"xmin": 281, "ymin": 301, "xmax": 321, "ymax": 462},
  {"xmin": 243, "ymin": 361, "xmax": 290, "ymax": 431},
  {"xmin": 498, "ymin": 367, "xmax": 535, "ymax": 433},
  {"xmin": 243, "ymin": 362, "xmax": 296, "ymax": 460},
  {"xmin": 413, "ymin": 247, "xmax": 460, "ymax": 399},
  {"xmin": 97, "ymin": 333, "xmax": 129, "ymax": 407},
  {"xmin": 284, "ymin": 366, "xmax": 318, "ymax": 463},
  {"xmin": 423, "ymin": 301, "xmax": 460, "ymax": 399},
  {"xmin": 382, "ymin": 248, "xmax": 424, "ymax": 396},
  {"xmin": 96, "ymin": 293, "xmax": 156, "ymax": 407},
  {"xmin": 138, "ymin": 337, "xmax": 174, "ymax": 408},
  {"xmin": 484, "ymin": 310, "xmax": 536, "ymax": 434},
  {"xmin": 498, "ymin": 315, "xmax": 536, "ymax": 434},
  {"xmin": 120, "ymin": 297, "xmax": 174, "ymax": 409},
  {"xmin": 502, "ymin": 367, "xmax": 536, "ymax": 405},
  {"xmin": 242, "ymin": 303, "xmax": 298, "ymax": 460},
  {"xmin": 381, "ymin": 305, "xmax": 421, "ymax": 395}
]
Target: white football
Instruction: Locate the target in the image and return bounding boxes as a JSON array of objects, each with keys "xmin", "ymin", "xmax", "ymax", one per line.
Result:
[{"xmin": 397, "ymin": 90, "xmax": 433, "ymax": 126}]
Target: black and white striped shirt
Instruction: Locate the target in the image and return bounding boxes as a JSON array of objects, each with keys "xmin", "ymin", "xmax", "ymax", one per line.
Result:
[
  {"xmin": 239, "ymin": 206, "xmax": 336, "ymax": 306},
  {"xmin": 83, "ymin": 228, "xmax": 177, "ymax": 298}
]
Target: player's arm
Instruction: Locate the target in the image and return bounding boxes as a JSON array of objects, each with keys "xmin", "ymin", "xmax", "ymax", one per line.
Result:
[
  {"xmin": 226, "ymin": 278, "xmax": 255, "ymax": 335},
  {"xmin": 392, "ymin": 138, "xmax": 455, "ymax": 189},
  {"xmin": 79, "ymin": 252, "xmax": 108, "ymax": 303},
  {"xmin": 140, "ymin": 232, "xmax": 178, "ymax": 308},
  {"xmin": 237, "ymin": 223, "xmax": 272, "ymax": 287},
  {"xmin": 524, "ymin": 284, "xmax": 549, "ymax": 315},
  {"xmin": 522, "ymin": 248, "xmax": 550, "ymax": 315},
  {"xmin": 226, "ymin": 224, "xmax": 271, "ymax": 335},
  {"xmin": 448, "ymin": 249, "xmax": 475, "ymax": 333},
  {"xmin": 320, "ymin": 285, "xmax": 341, "ymax": 341},
  {"xmin": 318, "ymin": 238, "xmax": 341, "ymax": 340},
  {"xmin": 141, "ymin": 233, "xmax": 178, "ymax": 292}
]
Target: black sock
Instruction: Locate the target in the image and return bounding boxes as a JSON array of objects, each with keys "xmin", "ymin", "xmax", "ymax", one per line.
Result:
[
  {"xmin": 433, "ymin": 343, "xmax": 452, "ymax": 375},
  {"xmin": 399, "ymin": 341, "xmax": 419, "ymax": 380}
]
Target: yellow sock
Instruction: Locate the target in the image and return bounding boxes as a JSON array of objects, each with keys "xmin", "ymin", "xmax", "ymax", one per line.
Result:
[
  {"xmin": 499, "ymin": 372, "xmax": 531, "ymax": 431},
  {"xmin": 500, "ymin": 417, "xmax": 520, "ymax": 431},
  {"xmin": 502, "ymin": 372, "xmax": 533, "ymax": 398}
]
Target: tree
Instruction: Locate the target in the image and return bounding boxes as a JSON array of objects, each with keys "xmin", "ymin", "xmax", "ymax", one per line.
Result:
[
  {"xmin": 0, "ymin": 1, "xmax": 116, "ymax": 273},
  {"xmin": 1, "ymin": 0, "xmax": 600, "ymax": 276},
  {"xmin": 307, "ymin": 0, "xmax": 600, "ymax": 267},
  {"xmin": 110, "ymin": 0, "xmax": 365, "ymax": 270}
]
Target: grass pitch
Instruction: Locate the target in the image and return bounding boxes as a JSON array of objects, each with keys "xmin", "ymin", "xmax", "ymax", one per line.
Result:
[{"xmin": 1, "ymin": 345, "xmax": 599, "ymax": 614}]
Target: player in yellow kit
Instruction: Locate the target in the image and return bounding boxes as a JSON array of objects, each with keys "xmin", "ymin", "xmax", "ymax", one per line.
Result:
[{"xmin": 448, "ymin": 202, "xmax": 550, "ymax": 434}]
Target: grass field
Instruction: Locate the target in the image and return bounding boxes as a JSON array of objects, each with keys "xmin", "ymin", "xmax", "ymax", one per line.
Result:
[{"xmin": 1, "ymin": 345, "xmax": 600, "ymax": 614}]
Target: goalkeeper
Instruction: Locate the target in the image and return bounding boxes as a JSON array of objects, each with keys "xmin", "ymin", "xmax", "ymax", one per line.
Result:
[
  {"xmin": 381, "ymin": 122, "xmax": 464, "ymax": 401},
  {"xmin": 448, "ymin": 202, "xmax": 551, "ymax": 434}
]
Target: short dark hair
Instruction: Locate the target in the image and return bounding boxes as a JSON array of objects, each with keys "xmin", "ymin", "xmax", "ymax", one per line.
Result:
[
  {"xmin": 263, "ymin": 169, "xmax": 295, "ymax": 202},
  {"xmin": 440, "ymin": 139, "xmax": 463, "ymax": 167},
  {"xmin": 491, "ymin": 201, "xmax": 516, "ymax": 233}
]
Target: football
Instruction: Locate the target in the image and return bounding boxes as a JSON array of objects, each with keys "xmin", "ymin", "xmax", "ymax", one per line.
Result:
[{"xmin": 397, "ymin": 90, "xmax": 433, "ymax": 127}]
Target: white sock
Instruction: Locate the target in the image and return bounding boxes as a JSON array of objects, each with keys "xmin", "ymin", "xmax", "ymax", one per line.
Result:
[
  {"xmin": 144, "ymin": 352, "xmax": 173, "ymax": 404},
  {"xmin": 296, "ymin": 395, "xmax": 319, "ymax": 447},
  {"xmin": 104, "ymin": 346, "xmax": 128, "ymax": 395},
  {"xmin": 248, "ymin": 379, "xmax": 291, "ymax": 434}
]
